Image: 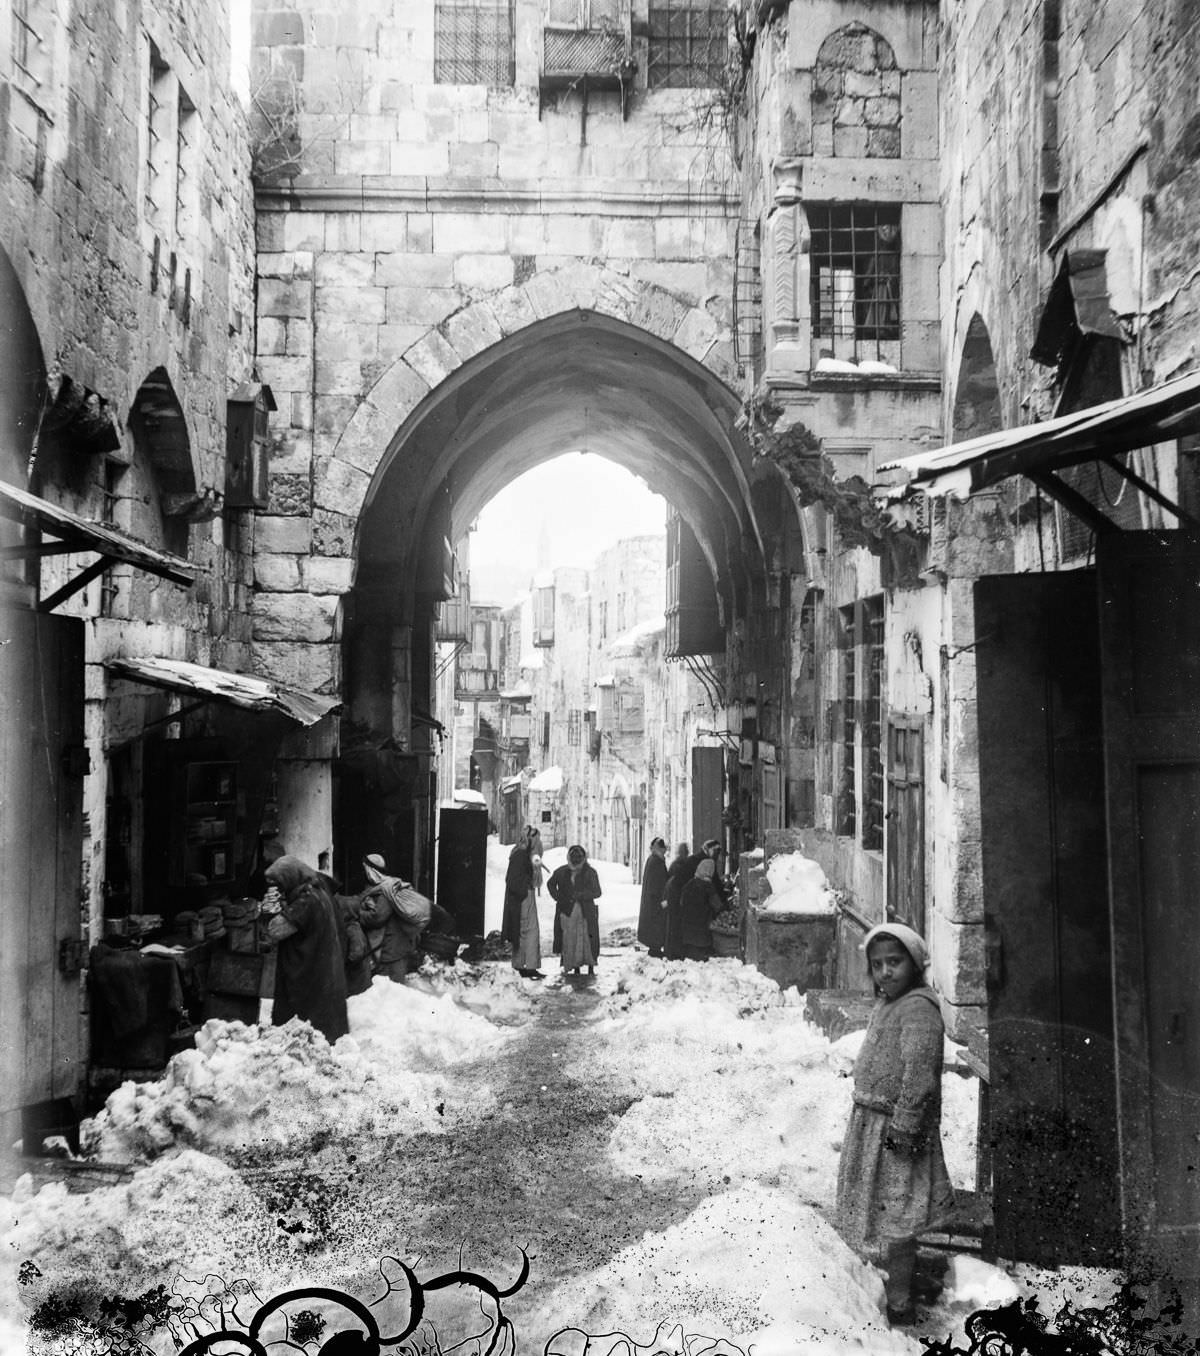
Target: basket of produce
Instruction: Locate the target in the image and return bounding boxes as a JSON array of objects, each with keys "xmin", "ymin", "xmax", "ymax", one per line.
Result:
[
  {"xmin": 422, "ymin": 932, "xmax": 461, "ymax": 962},
  {"xmin": 710, "ymin": 908, "xmax": 743, "ymax": 958}
]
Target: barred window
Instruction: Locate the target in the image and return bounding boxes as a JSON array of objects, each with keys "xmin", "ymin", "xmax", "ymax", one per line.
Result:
[
  {"xmin": 647, "ymin": 0, "xmax": 728, "ymax": 89},
  {"xmin": 12, "ymin": 0, "xmax": 42, "ymax": 86},
  {"xmin": 837, "ymin": 605, "xmax": 856, "ymax": 837},
  {"xmin": 862, "ymin": 597, "xmax": 885, "ymax": 852},
  {"xmin": 809, "ymin": 203, "xmax": 901, "ymax": 362},
  {"xmin": 568, "ymin": 709, "xmax": 582, "ymax": 746},
  {"xmin": 435, "ymin": 0, "xmax": 515, "ymax": 85}
]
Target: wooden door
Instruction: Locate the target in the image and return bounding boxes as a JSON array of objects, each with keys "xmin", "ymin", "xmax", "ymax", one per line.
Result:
[
  {"xmin": 436, "ymin": 805, "xmax": 488, "ymax": 935},
  {"xmin": 1098, "ymin": 532, "xmax": 1200, "ymax": 1301},
  {"xmin": 691, "ymin": 746, "xmax": 724, "ymax": 850},
  {"xmin": 885, "ymin": 718, "xmax": 925, "ymax": 932},
  {"xmin": 975, "ymin": 572, "xmax": 1120, "ymax": 1264},
  {"xmin": 759, "ymin": 760, "xmax": 783, "ymax": 838},
  {"xmin": 0, "ymin": 608, "xmax": 85, "ymax": 1125}
]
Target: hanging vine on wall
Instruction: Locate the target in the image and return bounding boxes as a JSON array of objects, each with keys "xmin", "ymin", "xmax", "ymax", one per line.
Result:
[{"xmin": 745, "ymin": 393, "xmax": 923, "ymax": 582}]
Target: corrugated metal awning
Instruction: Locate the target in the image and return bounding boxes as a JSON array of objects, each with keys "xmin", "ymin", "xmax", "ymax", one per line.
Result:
[
  {"xmin": 879, "ymin": 369, "xmax": 1200, "ymax": 501},
  {"xmin": 0, "ymin": 478, "xmax": 194, "ymax": 611},
  {"xmin": 106, "ymin": 656, "xmax": 340, "ymax": 726}
]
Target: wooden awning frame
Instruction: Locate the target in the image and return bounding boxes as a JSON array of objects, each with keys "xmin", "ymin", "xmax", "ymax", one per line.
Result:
[
  {"xmin": 0, "ymin": 479, "xmax": 194, "ymax": 611},
  {"xmin": 878, "ymin": 370, "xmax": 1200, "ymax": 534}
]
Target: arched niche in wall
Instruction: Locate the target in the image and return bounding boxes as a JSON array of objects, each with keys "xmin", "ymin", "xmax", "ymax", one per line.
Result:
[
  {"xmin": 125, "ymin": 366, "xmax": 198, "ymax": 559},
  {"xmin": 811, "ymin": 24, "xmax": 901, "ymax": 159},
  {"xmin": 0, "ymin": 248, "xmax": 47, "ymax": 487},
  {"xmin": 951, "ymin": 313, "xmax": 1001, "ymax": 440}
]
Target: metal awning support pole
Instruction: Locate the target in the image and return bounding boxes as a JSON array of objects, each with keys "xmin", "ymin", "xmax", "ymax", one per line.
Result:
[
  {"xmin": 1100, "ymin": 455, "xmax": 1200, "ymax": 531},
  {"xmin": 1027, "ymin": 471, "xmax": 1119, "ymax": 535}
]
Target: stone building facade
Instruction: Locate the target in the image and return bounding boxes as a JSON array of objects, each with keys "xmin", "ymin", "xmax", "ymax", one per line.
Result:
[
  {"xmin": 1, "ymin": 0, "xmax": 258, "ymax": 1134},
  {"xmin": 486, "ymin": 537, "xmax": 712, "ymax": 870}
]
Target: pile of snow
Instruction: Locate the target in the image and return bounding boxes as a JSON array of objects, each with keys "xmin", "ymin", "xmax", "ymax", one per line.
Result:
[
  {"xmin": 529, "ymin": 1185, "xmax": 916, "ymax": 1355},
  {"xmin": 81, "ymin": 969, "xmax": 527, "ymax": 1165},
  {"xmin": 759, "ymin": 851, "xmax": 837, "ymax": 915},
  {"xmin": 401, "ymin": 959, "xmax": 538, "ymax": 1027},
  {"xmin": 601, "ymin": 953, "xmax": 793, "ymax": 1016},
  {"xmin": 79, "ymin": 1018, "xmax": 418, "ymax": 1163},
  {"xmin": 1, "ymin": 1150, "xmax": 278, "ymax": 1316}
]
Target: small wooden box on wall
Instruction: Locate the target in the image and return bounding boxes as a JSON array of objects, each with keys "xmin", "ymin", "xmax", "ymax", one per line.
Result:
[{"xmin": 224, "ymin": 382, "xmax": 276, "ymax": 510}]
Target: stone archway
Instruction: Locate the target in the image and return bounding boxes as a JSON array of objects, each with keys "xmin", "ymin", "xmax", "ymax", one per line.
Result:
[
  {"xmin": 311, "ymin": 264, "xmax": 738, "ymax": 536},
  {"xmin": 951, "ymin": 313, "xmax": 1001, "ymax": 440},
  {"xmin": 0, "ymin": 246, "xmax": 47, "ymax": 487},
  {"xmin": 292, "ymin": 270, "xmax": 770, "ymax": 890}
]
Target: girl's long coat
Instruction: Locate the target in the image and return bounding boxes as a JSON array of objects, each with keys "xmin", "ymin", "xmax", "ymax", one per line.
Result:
[
  {"xmin": 635, "ymin": 852, "xmax": 669, "ymax": 950},
  {"xmin": 834, "ymin": 985, "xmax": 955, "ymax": 1256}
]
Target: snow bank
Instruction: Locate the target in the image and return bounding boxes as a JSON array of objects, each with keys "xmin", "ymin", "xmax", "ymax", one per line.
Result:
[
  {"xmin": 80, "ymin": 970, "xmax": 525, "ymax": 1166},
  {"xmin": 1, "ymin": 1150, "xmax": 278, "ymax": 1320},
  {"xmin": 398, "ymin": 961, "xmax": 538, "ymax": 1029},
  {"xmin": 79, "ymin": 1018, "xmax": 418, "ymax": 1163},
  {"xmin": 531, "ymin": 1185, "xmax": 917, "ymax": 1354},
  {"xmin": 760, "ymin": 851, "xmax": 837, "ymax": 915},
  {"xmin": 601, "ymin": 953, "xmax": 792, "ymax": 1016}
]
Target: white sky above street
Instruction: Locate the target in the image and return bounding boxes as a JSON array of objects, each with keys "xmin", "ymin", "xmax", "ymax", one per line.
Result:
[{"xmin": 466, "ymin": 453, "xmax": 667, "ymax": 606}]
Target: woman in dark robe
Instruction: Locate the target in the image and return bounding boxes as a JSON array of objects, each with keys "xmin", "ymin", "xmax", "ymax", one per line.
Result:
[
  {"xmin": 663, "ymin": 841, "xmax": 693, "ymax": 960},
  {"xmin": 547, "ymin": 845, "xmax": 603, "ymax": 975},
  {"xmin": 678, "ymin": 857, "xmax": 722, "ymax": 961},
  {"xmin": 264, "ymin": 854, "xmax": 349, "ymax": 1043},
  {"xmin": 502, "ymin": 825, "xmax": 545, "ymax": 978},
  {"xmin": 636, "ymin": 836, "xmax": 670, "ymax": 957}
]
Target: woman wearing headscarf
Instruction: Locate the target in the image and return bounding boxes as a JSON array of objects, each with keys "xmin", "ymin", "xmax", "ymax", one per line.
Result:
[
  {"xmin": 835, "ymin": 921, "xmax": 955, "ymax": 1324},
  {"xmin": 357, "ymin": 852, "xmax": 433, "ymax": 982},
  {"xmin": 502, "ymin": 825, "xmax": 546, "ymax": 979},
  {"xmin": 678, "ymin": 857, "xmax": 722, "ymax": 961},
  {"xmin": 636, "ymin": 836, "xmax": 669, "ymax": 957},
  {"xmin": 547, "ymin": 844, "xmax": 602, "ymax": 976},
  {"xmin": 662, "ymin": 841, "xmax": 691, "ymax": 960},
  {"xmin": 263, "ymin": 854, "xmax": 349, "ymax": 1043}
]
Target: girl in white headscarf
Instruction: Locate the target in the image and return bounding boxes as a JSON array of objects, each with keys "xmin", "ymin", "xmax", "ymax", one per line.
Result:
[{"xmin": 834, "ymin": 922, "xmax": 955, "ymax": 1326}]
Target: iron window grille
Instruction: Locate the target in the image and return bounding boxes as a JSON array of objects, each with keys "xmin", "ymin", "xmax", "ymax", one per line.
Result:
[
  {"xmin": 809, "ymin": 203, "xmax": 902, "ymax": 362},
  {"xmin": 863, "ymin": 597, "xmax": 885, "ymax": 851},
  {"xmin": 12, "ymin": 0, "xmax": 42, "ymax": 86},
  {"xmin": 568, "ymin": 709, "xmax": 582, "ymax": 746},
  {"xmin": 837, "ymin": 604, "xmax": 856, "ymax": 837},
  {"xmin": 435, "ymin": 0, "xmax": 515, "ymax": 85},
  {"xmin": 733, "ymin": 217, "xmax": 762, "ymax": 375},
  {"xmin": 647, "ymin": 0, "xmax": 728, "ymax": 89}
]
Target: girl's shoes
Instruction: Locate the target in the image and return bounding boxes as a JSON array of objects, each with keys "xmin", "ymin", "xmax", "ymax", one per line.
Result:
[{"xmin": 587, "ymin": 965, "xmax": 595, "ymax": 975}]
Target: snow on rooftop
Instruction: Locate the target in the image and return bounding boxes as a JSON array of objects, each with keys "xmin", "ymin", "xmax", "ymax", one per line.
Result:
[
  {"xmin": 609, "ymin": 616, "xmax": 666, "ymax": 656},
  {"xmin": 528, "ymin": 765, "xmax": 563, "ymax": 792},
  {"xmin": 453, "ymin": 788, "xmax": 487, "ymax": 805}
]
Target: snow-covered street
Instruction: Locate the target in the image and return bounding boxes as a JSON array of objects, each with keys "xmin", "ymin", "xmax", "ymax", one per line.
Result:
[{"xmin": 0, "ymin": 844, "xmax": 1113, "ymax": 1355}]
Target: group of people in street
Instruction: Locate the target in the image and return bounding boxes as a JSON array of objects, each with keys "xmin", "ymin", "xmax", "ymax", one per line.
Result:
[
  {"xmin": 502, "ymin": 828, "xmax": 604, "ymax": 978},
  {"xmin": 635, "ymin": 837, "xmax": 731, "ymax": 962},
  {"xmin": 268, "ymin": 829, "xmax": 950, "ymax": 1328},
  {"xmin": 261, "ymin": 849, "xmax": 454, "ymax": 1045}
]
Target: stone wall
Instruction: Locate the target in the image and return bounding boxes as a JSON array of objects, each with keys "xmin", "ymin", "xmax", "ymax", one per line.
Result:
[
  {"xmin": 248, "ymin": 0, "xmax": 745, "ymax": 699},
  {"xmin": 2, "ymin": 0, "xmax": 258, "ymax": 928}
]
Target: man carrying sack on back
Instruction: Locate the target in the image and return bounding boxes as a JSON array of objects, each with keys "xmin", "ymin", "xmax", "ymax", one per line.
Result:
[{"xmin": 358, "ymin": 852, "xmax": 437, "ymax": 981}]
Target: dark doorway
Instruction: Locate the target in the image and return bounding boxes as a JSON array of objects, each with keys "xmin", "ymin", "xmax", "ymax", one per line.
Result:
[{"xmin": 975, "ymin": 571, "xmax": 1120, "ymax": 1265}]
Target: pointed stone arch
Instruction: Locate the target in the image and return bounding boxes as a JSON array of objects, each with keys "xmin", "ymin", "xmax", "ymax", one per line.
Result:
[
  {"xmin": 952, "ymin": 313, "xmax": 1001, "ymax": 441},
  {"xmin": 0, "ymin": 247, "xmax": 47, "ymax": 486},
  {"xmin": 312, "ymin": 263, "xmax": 736, "ymax": 536}
]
